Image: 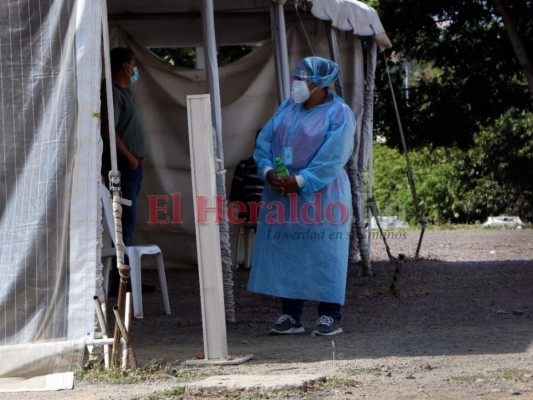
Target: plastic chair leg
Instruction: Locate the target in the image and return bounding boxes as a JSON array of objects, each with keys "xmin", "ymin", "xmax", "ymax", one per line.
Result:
[
  {"xmin": 243, "ymin": 226, "xmax": 254, "ymax": 269},
  {"xmin": 231, "ymin": 224, "xmax": 242, "ymax": 270},
  {"xmin": 156, "ymin": 253, "xmax": 171, "ymax": 315},
  {"xmin": 127, "ymin": 249, "xmax": 144, "ymax": 319}
]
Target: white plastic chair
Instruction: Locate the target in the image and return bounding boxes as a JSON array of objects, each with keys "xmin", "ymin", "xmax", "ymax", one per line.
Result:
[
  {"xmin": 231, "ymin": 222, "xmax": 255, "ymax": 270},
  {"xmin": 100, "ymin": 183, "xmax": 171, "ymax": 319}
]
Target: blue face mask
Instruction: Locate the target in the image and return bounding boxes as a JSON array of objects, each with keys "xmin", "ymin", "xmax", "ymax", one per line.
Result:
[{"xmin": 129, "ymin": 66, "xmax": 139, "ymax": 85}]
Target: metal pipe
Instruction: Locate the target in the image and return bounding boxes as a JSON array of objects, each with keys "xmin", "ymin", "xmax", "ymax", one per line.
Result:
[
  {"xmin": 270, "ymin": 4, "xmax": 284, "ymax": 104},
  {"xmin": 201, "ymin": 0, "xmax": 235, "ymax": 323},
  {"xmin": 323, "ymin": 21, "xmax": 343, "ymax": 97},
  {"xmin": 275, "ymin": 2, "xmax": 290, "ymax": 100},
  {"xmin": 93, "ymin": 296, "xmax": 111, "ymax": 368}
]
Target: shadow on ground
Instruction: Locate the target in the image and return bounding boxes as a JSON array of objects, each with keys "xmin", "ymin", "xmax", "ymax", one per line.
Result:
[{"xmin": 129, "ymin": 257, "xmax": 533, "ymax": 366}]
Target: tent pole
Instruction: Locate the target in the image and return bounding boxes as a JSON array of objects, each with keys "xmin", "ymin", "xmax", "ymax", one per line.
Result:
[
  {"xmin": 270, "ymin": 4, "xmax": 284, "ymax": 104},
  {"xmin": 200, "ymin": 0, "xmax": 235, "ymax": 322},
  {"xmin": 270, "ymin": 1, "xmax": 290, "ymax": 103},
  {"xmin": 276, "ymin": 1, "xmax": 290, "ymax": 100},
  {"xmin": 101, "ymin": 0, "xmax": 131, "ymax": 366},
  {"xmin": 323, "ymin": 21, "xmax": 343, "ymax": 97}
]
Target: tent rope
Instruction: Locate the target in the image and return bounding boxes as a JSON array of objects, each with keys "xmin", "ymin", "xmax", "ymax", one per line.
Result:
[
  {"xmin": 382, "ymin": 52, "xmax": 428, "ymax": 259},
  {"xmin": 294, "ymin": 3, "xmax": 315, "ymax": 55},
  {"xmin": 368, "ymin": 197, "xmax": 405, "ymax": 296}
]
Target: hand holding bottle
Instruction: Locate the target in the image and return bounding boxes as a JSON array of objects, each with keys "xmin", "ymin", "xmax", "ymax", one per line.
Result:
[
  {"xmin": 266, "ymin": 169, "xmax": 285, "ymax": 194},
  {"xmin": 268, "ymin": 157, "xmax": 299, "ymax": 195}
]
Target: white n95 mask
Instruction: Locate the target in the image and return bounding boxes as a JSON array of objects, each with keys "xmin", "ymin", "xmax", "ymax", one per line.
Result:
[{"xmin": 291, "ymin": 80, "xmax": 310, "ymax": 103}]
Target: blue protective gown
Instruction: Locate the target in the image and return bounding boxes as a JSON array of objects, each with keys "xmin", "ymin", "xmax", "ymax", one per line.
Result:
[{"xmin": 247, "ymin": 94, "xmax": 355, "ymax": 304}]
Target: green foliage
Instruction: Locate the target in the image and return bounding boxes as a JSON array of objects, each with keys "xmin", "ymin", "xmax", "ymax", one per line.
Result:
[
  {"xmin": 373, "ymin": 0, "xmax": 533, "ymax": 149},
  {"xmin": 457, "ymin": 108, "xmax": 533, "ymax": 221},
  {"xmin": 151, "ymin": 48, "xmax": 196, "ymax": 68},
  {"xmin": 373, "ymin": 109, "xmax": 533, "ymax": 224},
  {"xmin": 150, "ymin": 45, "xmax": 256, "ymax": 68},
  {"xmin": 370, "ymin": 1, "xmax": 532, "ymax": 224},
  {"xmin": 372, "ymin": 144, "xmax": 465, "ymax": 224}
]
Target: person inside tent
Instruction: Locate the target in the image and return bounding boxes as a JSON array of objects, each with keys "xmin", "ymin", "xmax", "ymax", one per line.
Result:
[
  {"xmin": 247, "ymin": 56, "xmax": 355, "ymax": 336},
  {"xmin": 100, "ymin": 47, "xmax": 154, "ymax": 295}
]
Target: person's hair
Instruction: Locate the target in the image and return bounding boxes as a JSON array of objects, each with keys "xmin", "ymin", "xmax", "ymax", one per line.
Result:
[{"xmin": 110, "ymin": 47, "xmax": 134, "ymax": 74}]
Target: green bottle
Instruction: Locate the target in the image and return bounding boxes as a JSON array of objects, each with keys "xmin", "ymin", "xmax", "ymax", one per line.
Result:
[{"xmin": 274, "ymin": 156, "xmax": 289, "ymax": 178}]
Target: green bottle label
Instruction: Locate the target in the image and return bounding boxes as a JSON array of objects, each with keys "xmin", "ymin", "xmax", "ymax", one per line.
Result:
[{"xmin": 274, "ymin": 157, "xmax": 289, "ymax": 178}]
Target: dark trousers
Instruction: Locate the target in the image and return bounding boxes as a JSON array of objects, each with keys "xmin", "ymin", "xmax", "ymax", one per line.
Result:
[
  {"xmin": 282, "ymin": 298, "xmax": 342, "ymax": 321},
  {"xmin": 119, "ymin": 165, "xmax": 143, "ymax": 247}
]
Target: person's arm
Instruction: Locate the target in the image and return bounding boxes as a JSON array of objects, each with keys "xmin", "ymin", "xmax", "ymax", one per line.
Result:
[
  {"xmin": 254, "ymin": 116, "xmax": 283, "ymax": 193},
  {"xmin": 254, "ymin": 100, "xmax": 292, "ymax": 194},
  {"xmin": 101, "ymin": 124, "xmax": 139, "ymax": 171}
]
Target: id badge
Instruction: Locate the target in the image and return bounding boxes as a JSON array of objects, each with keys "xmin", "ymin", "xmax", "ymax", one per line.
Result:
[{"xmin": 283, "ymin": 147, "xmax": 293, "ymax": 166}]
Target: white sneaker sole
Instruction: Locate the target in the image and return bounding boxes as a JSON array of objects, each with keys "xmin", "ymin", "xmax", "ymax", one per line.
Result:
[
  {"xmin": 270, "ymin": 327, "xmax": 306, "ymax": 335},
  {"xmin": 313, "ymin": 327, "xmax": 343, "ymax": 336}
]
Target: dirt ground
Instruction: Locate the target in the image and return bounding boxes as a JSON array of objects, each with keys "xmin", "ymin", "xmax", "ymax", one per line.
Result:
[{"xmin": 3, "ymin": 228, "xmax": 533, "ymax": 399}]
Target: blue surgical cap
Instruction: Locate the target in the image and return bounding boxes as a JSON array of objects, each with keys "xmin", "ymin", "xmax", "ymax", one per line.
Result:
[{"xmin": 293, "ymin": 56, "xmax": 339, "ymax": 88}]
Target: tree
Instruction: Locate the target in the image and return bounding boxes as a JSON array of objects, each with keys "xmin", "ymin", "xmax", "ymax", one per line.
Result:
[
  {"xmin": 491, "ymin": 0, "xmax": 533, "ymax": 97},
  {"xmin": 374, "ymin": 0, "xmax": 533, "ymax": 149},
  {"xmin": 458, "ymin": 108, "xmax": 533, "ymax": 221},
  {"xmin": 150, "ymin": 46, "xmax": 255, "ymax": 68}
]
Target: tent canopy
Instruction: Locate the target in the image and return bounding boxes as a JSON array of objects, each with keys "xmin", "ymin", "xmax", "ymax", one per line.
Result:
[
  {"xmin": 106, "ymin": 0, "xmax": 390, "ymax": 48},
  {"xmin": 105, "ymin": 0, "xmax": 390, "ymax": 266}
]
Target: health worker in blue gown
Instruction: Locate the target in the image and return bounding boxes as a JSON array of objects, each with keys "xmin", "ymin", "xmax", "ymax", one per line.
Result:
[{"xmin": 247, "ymin": 56, "xmax": 355, "ymax": 337}]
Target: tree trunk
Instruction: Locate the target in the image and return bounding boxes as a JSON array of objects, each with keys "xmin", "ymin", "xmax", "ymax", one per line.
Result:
[{"xmin": 491, "ymin": 0, "xmax": 533, "ymax": 98}]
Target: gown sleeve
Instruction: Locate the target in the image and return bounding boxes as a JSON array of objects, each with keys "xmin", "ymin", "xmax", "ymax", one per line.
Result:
[{"xmin": 253, "ymin": 99, "xmax": 291, "ymax": 181}]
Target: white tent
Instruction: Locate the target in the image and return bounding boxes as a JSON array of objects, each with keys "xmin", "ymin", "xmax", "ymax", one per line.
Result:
[{"xmin": 0, "ymin": 0, "xmax": 390, "ymax": 388}]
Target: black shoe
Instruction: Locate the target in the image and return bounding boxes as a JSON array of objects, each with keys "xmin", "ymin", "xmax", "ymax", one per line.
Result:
[
  {"xmin": 313, "ymin": 316, "xmax": 343, "ymax": 336},
  {"xmin": 270, "ymin": 314, "xmax": 305, "ymax": 335}
]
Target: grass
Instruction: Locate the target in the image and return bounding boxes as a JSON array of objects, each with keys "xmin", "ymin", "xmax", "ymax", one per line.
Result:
[
  {"xmin": 452, "ymin": 373, "xmax": 486, "ymax": 382},
  {"xmin": 424, "ymin": 223, "xmax": 531, "ymax": 231},
  {"xmin": 132, "ymin": 387, "xmax": 186, "ymax": 400},
  {"xmin": 494, "ymin": 368, "xmax": 532, "ymax": 381},
  {"xmin": 452, "ymin": 368, "xmax": 532, "ymax": 383},
  {"xmin": 321, "ymin": 376, "xmax": 363, "ymax": 387},
  {"xmin": 74, "ymin": 359, "xmax": 199, "ymax": 385},
  {"xmin": 346, "ymin": 367, "xmax": 383, "ymax": 377}
]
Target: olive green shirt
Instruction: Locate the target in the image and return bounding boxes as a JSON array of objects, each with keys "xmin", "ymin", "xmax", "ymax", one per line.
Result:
[{"xmin": 105, "ymin": 82, "xmax": 146, "ymax": 158}]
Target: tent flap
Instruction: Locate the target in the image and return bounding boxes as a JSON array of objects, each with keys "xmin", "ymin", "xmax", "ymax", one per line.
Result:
[{"xmin": 0, "ymin": 0, "xmax": 101, "ymax": 384}]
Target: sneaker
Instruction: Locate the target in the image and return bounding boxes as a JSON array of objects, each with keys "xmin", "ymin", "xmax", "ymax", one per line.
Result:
[
  {"xmin": 270, "ymin": 314, "xmax": 305, "ymax": 335},
  {"xmin": 313, "ymin": 315, "xmax": 343, "ymax": 336}
]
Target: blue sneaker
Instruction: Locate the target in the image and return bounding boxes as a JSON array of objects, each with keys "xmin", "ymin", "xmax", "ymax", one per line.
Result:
[
  {"xmin": 313, "ymin": 315, "xmax": 343, "ymax": 336},
  {"xmin": 270, "ymin": 314, "xmax": 305, "ymax": 335}
]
